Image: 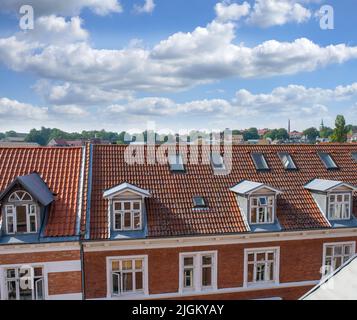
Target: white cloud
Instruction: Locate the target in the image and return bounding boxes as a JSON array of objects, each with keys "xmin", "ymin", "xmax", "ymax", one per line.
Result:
[
  {"xmin": 52, "ymin": 104, "xmax": 88, "ymax": 116},
  {"xmin": 134, "ymin": 0, "xmax": 156, "ymax": 14},
  {"xmin": 0, "ymin": 0, "xmax": 122, "ymax": 16},
  {"xmin": 0, "ymin": 97, "xmax": 48, "ymax": 120},
  {"xmin": 215, "ymin": 1, "xmax": 251, "ymax": 22},
  {"xmin": 17, "ymin": 16, "xmax": 89, "ymax": 45},
  {"xmin": 247, "ymin": 0, "xmax": 312, "ymax": 27}
]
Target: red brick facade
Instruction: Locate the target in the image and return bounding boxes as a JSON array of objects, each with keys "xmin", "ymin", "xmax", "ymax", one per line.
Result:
[{"xmin": 83, "ymin": 235, "xmax": 357, "ymax": 300}]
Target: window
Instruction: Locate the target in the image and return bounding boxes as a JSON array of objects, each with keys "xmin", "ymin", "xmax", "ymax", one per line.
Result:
[
  {"xmin": 180, "ymin": 252, "xmax": 217, "ymax": 292},
  {"xmin": 193, "ymin": 196, "xmax": 206, "ymax": 208},
  {"xmin": 4, "ymin": 191, "xmax": 38, "ymax": 234},
  {"xmin": 318, "ymin": 152, "xmax": 338, "ymax": 169},
  {"xmin": 251, "ymin": 153, "xmax": 270, "ymax": 171},
  {"xmin": 278, "ymin": 152, "xmax": 297, "ymax": 170},
  {"xmin": 168, "ymin": 154, "xmax": 185, "ymax": 172},
  {"xmin": 328, "ymin": 193, "xmax": 351, "ymax": 220},
  {"xmin": 211, "ymin": 153, "xmax": 225, "ymax": 170},
  {"xmin": 245, "ymin": 248, "xmax": 279, "ymax": 286},
  {"xmin": 250, "ymin": 196, "xmax": 275, "ymax": 224},
  {"xmin": 5, "ymin": 267, "xmax": 44, "ymax": 300},
  {"xmin": 113, "ymin": 200, "xmax": 142, "ymax": 231},
  {"xmin": 323, "ymin": 243, "xmax": 355, "ymax": 275},
  {"xmin": 109, "ymin": 257, "xmax": 146, "ymax": 296},
  {"xmin": 352, "ymin": 152, "xmax": 357, "ymax": 162}
]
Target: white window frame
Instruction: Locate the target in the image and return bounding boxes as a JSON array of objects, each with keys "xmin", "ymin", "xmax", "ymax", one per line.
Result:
[
  {"xmin": 4, "ymin": 203, "xmax": 38, "ymax": 234},
  {"xmin": 322, "ymin": 242, "xmax": 355, "ymax": 276},
  {"xmin": 327, "ymin": 193, "xmax": 352, "ymax": 220},
  {"xmin": 106, "ymin": 255, "xmax": 148, "ymax": 299},
  {"xmin": 0, "ymin": 263, "xmax": 47, "ymax": 300},
  {"xmin": 244, "ymin": 247, "xmax": 280, "ymax": 288},
  {"xmin": 249, "ymin": 195, "xmax": 275, "ymax": 225},
  {"xmin": 179, "ymin": 251, "xmax": 218, "ymax": 293},
  {"xmin": 112, "ymin": 200, "xmax": 142, "ymax": 231}
]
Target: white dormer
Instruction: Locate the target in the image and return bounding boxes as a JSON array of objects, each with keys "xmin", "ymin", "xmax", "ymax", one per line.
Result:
[
  {"xmin": 103, "ymin": 183, "xmax": 151, "ymax": 232},
  {"xmin": 230, "ymin": 181, "xmax": 282, "ymax": 226},
  {"xmin": 305, "ymin": 179, "xmax": 357, "ymax": 221}
]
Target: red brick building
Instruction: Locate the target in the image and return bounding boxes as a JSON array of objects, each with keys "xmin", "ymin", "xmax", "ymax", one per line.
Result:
[
  {"xmin": 82, "ymin": 144, "xmax": 357, "ymax": 300},
  {"xmin": 1, "ymin": 144, "xmax": 357, "ymax": 300}
]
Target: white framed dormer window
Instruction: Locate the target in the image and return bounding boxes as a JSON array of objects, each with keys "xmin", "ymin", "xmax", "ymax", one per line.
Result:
[
  {"xmin": 107, "ymin": 256, "xmax": 148, "ymax": 298},
  {"xmin": 113, "ymin": 200, "xmax": 142, "ymax": 231},
  {"xmin": 249, "ymin": 196, "xmax": 275, "ymax": 224},
  {"xmin": 179, "ymin": 251, "xmax": 217, "ymax": 293},
  {"xmin": 4, "ymin": 191, "xmax": 38, "ymax": 234},
  {"xmin": 323, "ymin": 242, "xmax": 355, "ymax": 276},
  {"xmin": 328, "ymin": 193, "xmax": 351, "ymax": 220},
  {"xmin": 3, "ymin": 266, "xmax": 44, "ymax": 300},
  {"xmin": 244, "ymin": 247, "xmax": 280, "ymax": 287}
]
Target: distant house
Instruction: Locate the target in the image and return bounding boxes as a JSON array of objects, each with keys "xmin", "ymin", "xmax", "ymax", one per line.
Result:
[
  {"xmin": 348, "ymin": 131, "xmax": 357, "ymax": 143},
  {"xmin": 232, "ymin": 134, "xmax": 244, "ymax": 144},
  {"xmin": 258, "ymin": 128, "xmax": 269, "ymax": 137},
  {"xmin": 47, "ymin": 138, "xmax": 111, "ymax": 147},
  {"xmin": 0, "ymin": 134, "xmax": 39, "ymax": 147}
]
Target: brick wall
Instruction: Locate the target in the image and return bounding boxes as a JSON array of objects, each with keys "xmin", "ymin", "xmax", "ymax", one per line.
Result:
[
  {"xmin": 0, "ymin": 249, "xmax": 82, "ymax": 298},
  {"xmin": 83, "ymin": 236, "xmax": 357, "ymax": 300},
  {"xmin": 48, "ymin": 271, "xmax": 82, "ymax": 295}
]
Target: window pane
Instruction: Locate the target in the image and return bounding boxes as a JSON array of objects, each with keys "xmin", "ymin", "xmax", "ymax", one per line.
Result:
[
  {"xmin": 6, "ymin": 269, "xmax": 16, "ymax": 278},
  {"xmin": 114, "ymin": 202, "xmax": 121, "ymax": 211},
  {"xmin": 184, "ymin": 269, "xmax": 193, "ymax": 288},
  {"xmin": 184, "ymin": 257, "xmax": 194, "ymax": 266},
  {"xmin": 202, "ymin": 256, "xmax": 212, "ymax": 265},
  {"xmin": 122, "ymin": 273, "xmax": 133, "ymax": 292},
  {"xmin": 112, "ymin": 273, "xmax": 120, "ymax": 295},
  {"xmin": 256, "ymin": 264, "xmax": 265, "ymax": 281},
  {"xmin": 122, "ymin": 260, "xmax": 132, "ymax": 270},
  {"xmin": 35, "ymin": 279, "xmax": 44, "ymax": 300},
  {"xmin": 7, "ymin": 281, "xmax": 17, "ymax": 300},
  {"xmin": 344, "ymin": 245, "xmax": 352, "ymax": 255},
  {"xmin": 247, "ymin": 253, "xmax": 255, "ymax": 262},
  {"xmin": 135, "ymin": 272, "xmax": 143, "ymax": 290},
  {"xmin": 135, "ymin": 260, "xmax": 143, "ymax": 270},
  {"xmin": 7, "ymin": 215, "xmax": 14, "ymax": 233},
  {"xmin": 16, "ymin": 206, "xmax": 27, "ymax": 232},
  {"xmin": 29, "ymin": 215, "xmax": 36, "ymax": 232},
  {"xmin": 334, "ymin": 256, "xmax": 342, "ymax": 269},
  {"xmin": 247, "ymin": 264, "xmax": 254, "ymax": 283},
  {"xmin": 334, "ymin": 246, "xmax": 342, "ymax": 255},
  {"xmin": 250, "ymin": 208, "xmax": 257, "ymax": 224},
  {"xmin": 112, "ymin": 261, "xmax": 120, "ymax": 271},
  {"xmin": 257, "ymin": 253, "xmax": 265, "ymax": 261},
  {"xmin": 202, "ymin": 267, "xmax": 212, "ymax": 287},
  {"xmin": 326, "ymin": 247, "xmax": 333, "ymax": 256},
  {"xmin": 124, "ymin": 212, "xmax": 131, "ymax": 228},
  {"xmin": 133, "ymin": 202, "xmax": 140, "ymax": 210},
  {"xmin": 124, "ymin": 202, "xmax": 131, "ymax": 210},
  {"xmin": 133, "ymin": 212, "xmax": 141, "ymax": 229},
  {"xmin": 34, "ymin": 268, "xmax": 43, "ymax": 277},
  {"xmin": 114, "ymin": 213, "xmax": 122, "ymax": 230}
]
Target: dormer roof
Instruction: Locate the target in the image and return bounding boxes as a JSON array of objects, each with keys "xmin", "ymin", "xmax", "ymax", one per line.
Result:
[
  {"xmin": 230, "ymin": 180, "xmax": 282, "ymax": 196},
  {"xmin": 0, "ymin": 173, "xmax": 54, "ymax": 206},
  {"xmin": 304, "ymin": 179, "xmax": 357, "ymax": 193},
  {"xmin": 103, "ymin": 182, "xmax": 151, "ymax": 199}
]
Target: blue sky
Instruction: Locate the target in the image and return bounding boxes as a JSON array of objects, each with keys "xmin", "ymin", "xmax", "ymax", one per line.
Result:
[{"xmin": 0, "ymin": 0, "xmax": 356, "ymax": 133}]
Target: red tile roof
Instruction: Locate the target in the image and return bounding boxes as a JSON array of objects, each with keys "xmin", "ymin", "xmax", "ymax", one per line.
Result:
[
  {"xmin": 89, "ymin": 144, "xmax": 357, "ymax": 240},
  {"xmin": 0, "ymin": 147, "xmax": 84, "ymax": 237}
]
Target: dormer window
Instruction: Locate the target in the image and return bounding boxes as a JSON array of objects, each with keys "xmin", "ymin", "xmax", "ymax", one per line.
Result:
[
  {"xmin": 4, "ymin": 191, "xmax": 38, "ymax": 234},
  {"xmin": 113, "ymin": 200, "xmax": 142, "ymax": 231},
  {"xmin": 352, "ymin": 152, "xmax": 357, "ymax": 162},
  {"xmin": 305, "ymin": 179, "xmax": 356, "ymax": 224},
  {"xmin": 103, "ymin": 182, "xmax": 151, "ymax": 234},
  {"xmin": 328, "ymin": 194, "xmax": 351, "ymax": 220},
  {"xmin": 230, "ymin": 180, "xmax": 282, "ymax": 231},
  {"xmin": 250, "ymin": 196, "xmax": 275, "ymax": 224}
]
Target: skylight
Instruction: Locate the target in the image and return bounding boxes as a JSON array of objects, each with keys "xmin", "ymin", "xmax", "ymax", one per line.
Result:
[
  {"xmin": 352, "ymin": 152, "xmax": 357, "ymax": 162},
  {"xmin": 211, "ymin": 153, "xmax": 225, "ymax": 170},
  {"xmin": 193, "ymin": 196, "xmax": 206, "ymax": 208},
  {"xmin": 278, "ymin": 152, "xmax": 297, "ymax": 170},
  {"xmin": 251, "ymin": 153, "xmax": 270, "ymax": 171},
  {"xmin": 168, "ymin": 153, "xmax": 185, "ymax": 172},
  {"xmin": 318, "ymin": 152, "xmax": 338, "ymax": 169}
]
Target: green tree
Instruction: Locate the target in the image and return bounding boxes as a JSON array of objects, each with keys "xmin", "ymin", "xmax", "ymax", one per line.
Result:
[
  {"xmin": 5, "ymin": 130, "xmax": 18, "ymax": 137},
  {"xmin": 243, "ymin": 128, "xmax": 259, "ymax": 141},
  {"xmin": 319, "ymin": 126, "xmax": 333, "ymax": 139},
  {"xmin": 331, "ymin": 115, "xmax": 348, "ymax": 143},
  {"xmin": 303, "ymin": 127, "xmax": 319, "ymax": 142},
  {"xmin": 0, "ymin": 132, "xmax": 5, "ymax": 140}
]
